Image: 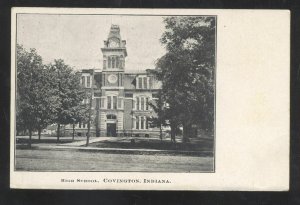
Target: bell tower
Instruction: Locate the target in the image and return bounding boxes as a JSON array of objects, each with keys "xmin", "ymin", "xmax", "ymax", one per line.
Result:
[
  {"xmin": 102, "ymin": 24, "xmax": 127, "ymax": 72},
  {"xmin": 99, "ymin": 25, "xmax": 127, "ymax": 137}
]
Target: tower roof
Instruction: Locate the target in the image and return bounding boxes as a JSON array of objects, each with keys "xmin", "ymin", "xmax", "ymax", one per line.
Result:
[{"xmin": 108, "ymin": 24, "xmax": 121, "ymax": 40}]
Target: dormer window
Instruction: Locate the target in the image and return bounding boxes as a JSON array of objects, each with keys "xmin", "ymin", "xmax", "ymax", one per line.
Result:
[{"xmin": 136, "ymin": 76, "xmax": 151, "ymax": 89}]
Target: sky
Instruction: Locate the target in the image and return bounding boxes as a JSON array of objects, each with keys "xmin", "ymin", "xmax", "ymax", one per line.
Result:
[{"xmin": 17, "ymin": 14, "xmax": 167, "ymax": 71}]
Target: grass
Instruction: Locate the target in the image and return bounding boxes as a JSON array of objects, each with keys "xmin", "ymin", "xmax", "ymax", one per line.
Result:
[{"xmin": 89, "ymin": 137, "xmax": 214, "ymax": 152}]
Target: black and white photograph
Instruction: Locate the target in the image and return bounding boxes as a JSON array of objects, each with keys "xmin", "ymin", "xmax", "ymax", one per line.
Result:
[
  {"xmin": 10, "ymin": 8, "xmax": 289, "ymax": 191},
  {"xmin": 14, "ymin": 13, "xmax": 216, "ymax": 173}
]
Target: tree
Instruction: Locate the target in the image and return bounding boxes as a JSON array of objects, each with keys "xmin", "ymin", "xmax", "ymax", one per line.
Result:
[
  {"xmin": 48, "ymin": 59, "xmax": 85, "ymax": 142},
  {"xmin": 34, "ymin": 67, "xmax": 60, "ymax": 140},
  {"xmin": 155, "ymin": 16, "xmax": 216, "ymax": 142},
  {"xmin": 148, "ymin": 90, "xmax": 167, "ymax": 141},
  {"xmin": 16, "ymin": 45, "xmax": 57, "ymax": 146},
  {"xmin": 70, "ymin": 103, "xmax": 89, "ymax": 141}
]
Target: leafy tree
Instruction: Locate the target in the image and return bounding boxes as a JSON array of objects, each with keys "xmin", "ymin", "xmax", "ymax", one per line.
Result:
[
  {"xmin": 16, "ymin": 45, "xmax": 57, "ymax": 146},
  {"xmin": 148, "ymin": 90, "xmax": 167, "ymax": 141},
  {"xmin": 34, "ymin": 67, "xmax": 60, "ymax": 140},
  {"xmin": 70, "ymin": 102, "xmax": 89, "ymax": 141},
  {"xmin": 48, "ymin": 59, "xmax": 85, "ymax": 142},
  {"xmin": 155, "ymin": 16, "xmax": 216, "ymax": 142}
]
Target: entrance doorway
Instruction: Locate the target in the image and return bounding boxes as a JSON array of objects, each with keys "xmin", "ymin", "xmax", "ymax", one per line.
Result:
[{"xmin": 107, "ymin": 123, "xmax": 117, "ymax": 137}]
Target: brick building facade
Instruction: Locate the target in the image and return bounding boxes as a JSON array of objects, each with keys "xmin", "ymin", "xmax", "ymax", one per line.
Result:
[{"xmin": 67, "ymin": 25, "xmax": 162, "ymax": 137}]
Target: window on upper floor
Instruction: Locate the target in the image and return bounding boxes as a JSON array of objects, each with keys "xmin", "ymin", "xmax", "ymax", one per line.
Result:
[
  {"xmin": 103, "ymin": 60, "xmax": 106, "ymax": 69},
  {"xmin": 82, "ymin": 76, "xmax": 85, "ymax": 87},
  {"xmin": 108, "ymin": 58, "xmax": 112, "ymax": 68},
  {"xmin": 107, "ymin": 56, "xmax": 121, "ymax": 69},
  {"xmin": 146, "ymin": 97, "xmax": 149, "ymax": 110},
  {"xmin": 141, "ymin": 117, "xmax": 144, "ymax": 129},
  {"xmin": 107, "ymin": 96, "xmax": 118, "ymax": 110},
  {"xmin": 138, "ymin": 77, "xmax": 143, "ymax": 89},
  {"xmin": 87, "ymin": 76, "xmax": 90, "ymax": 87},
  {"xmin": 107, "ymin": 96, "xmax": 112, "ymax": 109},
  {"xmin": 136, "ymin": 97, "xmax": 140, "ymax": 110},
  {"xmin": 113, "ymin": 96, "xmax": 117, "ymax": 109},
  {"xmin": 136, "ymin": 116, "xmax": 139, "ymax": 130},
  {"xmin": 136, "ymin": 76, "xmax": 151, "ymax": 89},
  {"xmin": 141, "ymin": 97, "xmax": 144, "ymax": 110},
  {"xmin": 143, "ymin": 77, "xmax": 147, "ymax": 89},
  {"xmin": 135, "ymin": 96, "xmax": 150, "ymax": 111}
]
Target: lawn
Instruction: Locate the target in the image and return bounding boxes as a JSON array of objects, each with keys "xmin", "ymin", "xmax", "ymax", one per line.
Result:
[{"xmin": 88, "ymin": 136, "xmax": 214, "ymax": 152}]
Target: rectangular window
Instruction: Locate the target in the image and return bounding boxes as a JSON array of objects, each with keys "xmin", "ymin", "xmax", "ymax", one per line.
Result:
[
  {"xmin": 111, "ymin": 57, "xmax": 116, "ymax": 68},
  {"xmin": 141, "ymin": 116, "xmax": 144, "ymax": 129},
  {"xmin": 136, "ymin": 97, "xmax": 140, "ymax": 110},
  {"xmin": 120, "ymin": 57, "xmax": 124, "ymax": 69},
  {"xmin": 82, "ymin": 76, "xmax": 85, "ymax": 86},
  {"xmin": 146, "ymin": 98, "xmax": 149, "ymax": 110},
  {"xmin": 149, "ymin": 77, "xmax": 153, "ymax": 89},
  {"xmin": 143, "ymin": 77, "xmax": 147, "ymax": 89},
  {"xmin": 136, "ymin": 117, "xmax": 139, "ymax": 130},
  {"xmin": 146, "ymin": 117, "xmax": 148, "ymax": 129},
  {"xmin": 79, "ymin": 122, "xmax": 81, "ymax": 128},
  {"xmin": 116, "ymin": 56, "xmax": 119, "ymax": 68},
  {"xmin": 141, "ymin": 97, "xmax": 144, "ymax": 111},
  {"xmin": 103, "ymin": 60, "xmax": 106, "ymax": 69},
  {"xmin": 83, "ymin": 123, "xmax": 85, "ymax": 128},
  {"xmin": 108, "ymin": 96, "xmax": 112, "ymax": 109},
  {"xmin": 108, "ymin": 57, "xmax": 111, "ymax": 68},
  {"xmin": 138, "ymin": 77, "xmax": 143, "ymax": 89},
  {"xmin": 87, "ymin": 76, "xmax": 90, "ymax": 87},
  {"xmin": 113, "ymin": 96, "xmax": 117, "ymax": 109}
]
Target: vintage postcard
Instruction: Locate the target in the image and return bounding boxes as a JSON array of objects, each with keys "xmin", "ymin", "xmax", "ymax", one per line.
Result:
[{"xmin": 10, "ymin": 8, "xmax": 289, "ymax": 190}]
